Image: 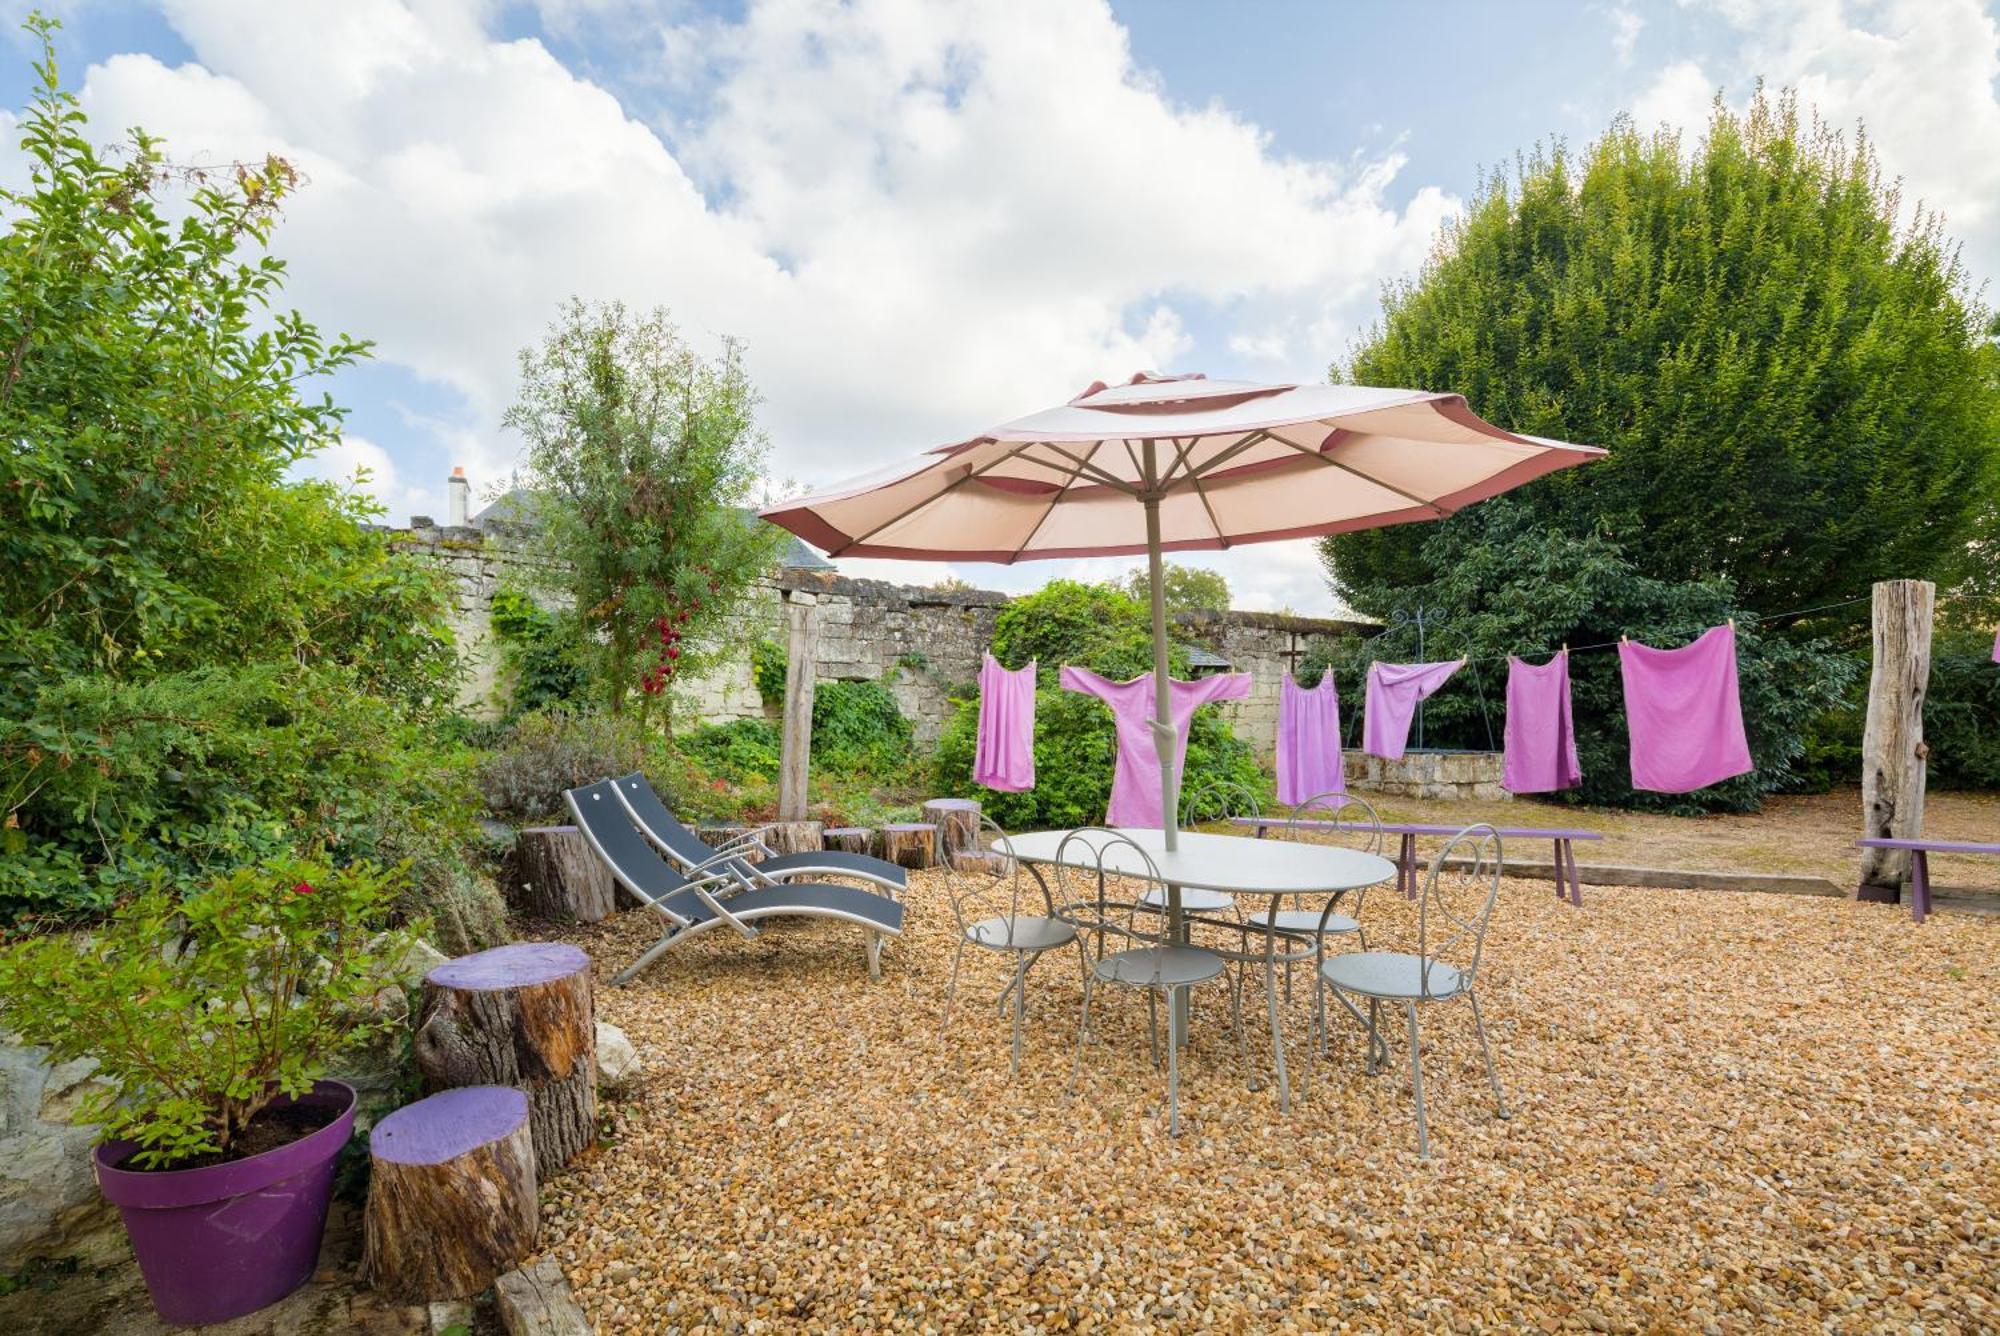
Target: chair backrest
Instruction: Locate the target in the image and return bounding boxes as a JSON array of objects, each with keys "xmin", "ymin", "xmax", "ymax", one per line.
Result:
[
  {"xmin": 942, "ymin": 814, "xmax": 1036, "ymax": 946},
  {"xmin": 564, "ymin": 780, "xmax": 693, "ymax": 920},
  {"xmin": 1285, "ymin": 791, "xmax": 1384, "ymax": 854},
  {"xmin": 1179, "ymin": 779, "xmax": 1262, "ymax": 828},
  {"xmin": 1416, "ymin": 823, "xmax": 1504, "ymax": 997},
  {"xmin": 612, "ymin": 772, "xmax": 715, "ymax": 866},
  {"xmin": 1051, "ymin": 827, "xmax": 1166, "ymax": 948}
]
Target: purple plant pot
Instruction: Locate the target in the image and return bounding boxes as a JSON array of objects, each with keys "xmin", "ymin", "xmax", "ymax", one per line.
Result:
[{"xmin": 94, "ymin": 1079, "xmax": 358, "ymax": 1327}]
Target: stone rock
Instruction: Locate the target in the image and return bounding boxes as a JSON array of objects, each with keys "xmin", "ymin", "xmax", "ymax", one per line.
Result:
[
  {"xmin": 372, "ymin": 935, "xmax": 450, "ymax": 992},
  {"xmin": 0, "ymin": 1038, "xmax": 124, "ymax": 1268},
  {"xmin": 595, "ymin": 1022, "xmax": 640, "ymax": 1090}
]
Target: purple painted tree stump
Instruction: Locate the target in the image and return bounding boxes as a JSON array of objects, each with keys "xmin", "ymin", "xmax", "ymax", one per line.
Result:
[
  {"xmin": 921, "ymin": 798, "xmax": 981, "ymax": 860},
  {"xmin": 824, "ymin": 826, "xmax": 876, "ymax": 856},
  {"xmin": 362, "ymin": 1086, "xmax": 537, "ymax": 1302},
  {"xmin": 414, "ymin": 943, "xmax": 596, "ymax": 1178}
]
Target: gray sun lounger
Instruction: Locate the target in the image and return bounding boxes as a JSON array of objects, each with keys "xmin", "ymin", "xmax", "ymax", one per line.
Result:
[
  {"xmin": 565, "ymin": 780, "xmax": 904, "ymax": 985},
  {"xmin": 610, "ymin": 772, "xmax": 907, "ymax": 897}
]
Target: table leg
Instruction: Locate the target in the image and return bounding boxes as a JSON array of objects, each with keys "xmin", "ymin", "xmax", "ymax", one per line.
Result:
[
  {"xmin": 1265, "ymin": 923, "xmax": 1289, "ymax": 1114},
  {"xmin": 1911, "ymin": 851, "xmax": 1931, "ymax": 924}
]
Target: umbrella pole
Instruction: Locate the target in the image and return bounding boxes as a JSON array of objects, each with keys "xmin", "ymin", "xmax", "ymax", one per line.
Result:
[{"xmin": 1143, "ymin": 456, "xmax": 1191, "ymax": 1052}]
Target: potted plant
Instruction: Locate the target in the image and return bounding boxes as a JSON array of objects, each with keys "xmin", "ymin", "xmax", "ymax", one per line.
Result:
[{"xmin": 0, "ymin": 858, "xmax": 423, "ymax": 1326}]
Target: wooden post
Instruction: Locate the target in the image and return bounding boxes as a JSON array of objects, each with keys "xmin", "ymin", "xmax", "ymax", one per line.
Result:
[
  {"xmin": 779, "ymin": 591, "xmax": 819, "ymax": 822},
  {"xmin": 363, "ymin": 1086, "xmax": 538, "ymax": 1302},
  {"xmin": 506, "ymin": 827, "xmax": 617, "ymax": 922},
  {"xmin": 414, "ymin": 943, "xmax": 597, "ymax": 1178},
  {"xmin": 1859, "ymin": 579, "xmax": 1934, "ymax": 902}
]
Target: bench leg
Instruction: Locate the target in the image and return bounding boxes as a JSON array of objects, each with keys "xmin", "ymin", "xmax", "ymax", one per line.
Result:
[
  {"xmin": 1555, "ymin": 839, "xmax": 1583, "ymax": 907},
  {"xmin": 1911, "ymin": 851, "xmax": 1930, "ymax": 924},
  {"xmin": 1400, "ymin": 833, "xmax": 1418, "ymax": 900}
]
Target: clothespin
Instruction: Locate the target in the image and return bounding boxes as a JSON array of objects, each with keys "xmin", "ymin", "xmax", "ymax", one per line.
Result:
[{"xmin": 1727, "ymin": 616, "xmax": 1736, "ymax": 630}]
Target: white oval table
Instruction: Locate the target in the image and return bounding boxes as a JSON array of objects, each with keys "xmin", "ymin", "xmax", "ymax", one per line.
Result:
[{"xmin": 1005, "ymin": 828, "xmax": 1397, "ymax": 1113}]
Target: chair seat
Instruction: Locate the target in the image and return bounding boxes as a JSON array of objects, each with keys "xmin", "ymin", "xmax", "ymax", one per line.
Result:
[
  {"xmin": 966, "ymin": 915, "xmax": 1077, "ymax": 952},
  {"xmin": 1247, "ymin": 907, "xmax": 1359, "ymax": 935},
  {"xmin": 1320, "ymin": 950, "xmax": 1464, "ymax": 1000},
  {"xmin": 1138, "ymin": 886, "xmax": 1237, "ymax": 913},
  {"xmin": 1095, "ymin": 945, "xmax": 1227, "ymax": 988}
]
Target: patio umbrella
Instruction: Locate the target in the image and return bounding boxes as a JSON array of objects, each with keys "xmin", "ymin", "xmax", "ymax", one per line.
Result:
[{"xmin": 761, "ymin": 373, "xmax": 1603, "ymax": 850}]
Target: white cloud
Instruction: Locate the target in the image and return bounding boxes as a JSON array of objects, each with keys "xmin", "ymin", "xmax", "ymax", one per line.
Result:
[
  {"xmin": 1628, "ymin": 0, "xmax": 2000, "ymax": 275},
  {"xmin": 20, "ymin": 0, "xmax": 1463, "ymax": 616},
  {"xmin": 1609, "ymin": 5, "xmax": 1645, "ymax": 66}
]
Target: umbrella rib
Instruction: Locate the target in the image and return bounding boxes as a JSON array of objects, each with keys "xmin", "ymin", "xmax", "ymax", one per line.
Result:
[
  {"xmin": 1008, "ymin": 445, "xmax": 1095, "ymax": 562},
  {"xmin": 1263, "ymin": 430, "xmax": 1450, "ymax": 517},
  {"xmin": 829, "ymin": 441, "xmax": 1039, "ymax": 554},
  {"xmin": 1176, "ymin": 437, "xmax": 1230, "ymax": 549},
  {"xmin": 1023, "ymin": 441, "xmax": 1140, "ymax": 495}
]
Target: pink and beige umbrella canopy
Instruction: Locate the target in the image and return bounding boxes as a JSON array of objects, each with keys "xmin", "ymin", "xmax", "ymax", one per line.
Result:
[{"xmin": 761, "ymin": 373, "xmax": 1603, "ymax": 848}]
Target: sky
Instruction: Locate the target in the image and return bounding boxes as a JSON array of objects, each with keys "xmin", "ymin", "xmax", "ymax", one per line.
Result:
[{"xmin": 2, "ymin": 0, "xmax": 1997, "ymax": 615}]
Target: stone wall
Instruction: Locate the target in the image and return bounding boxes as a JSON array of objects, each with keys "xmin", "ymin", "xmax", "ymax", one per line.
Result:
[
  {"xmin": 1344, "ymin": 750, "xmax": 1512, "ymax": 802},
  {"xmin": 391, "ymin": 526, "xmax": 1373, "ymax": 752},
  {"xmin": 0, "ymin": 1041, "xmax": 119, "ymax": 1266}
]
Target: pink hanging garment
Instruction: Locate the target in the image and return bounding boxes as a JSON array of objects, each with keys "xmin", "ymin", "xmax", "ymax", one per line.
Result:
[
  {"xmin": 1502, "ymin": 650, "xmax": 1581, "ymax": 793},
  {"xmin": 1060, "ymin": 667, "xmax": 1251, "ymax": 827},
  {"xmin": 972, "ymin": 653, "xmax": 1037, "ymax": 792},
  {"xmin": 1276, "ymin": 671, "xmax": 1344, "ymax": 806},
  {"xmin": 1362, "ymin": 660, "xmax": 1463, "ymax": 760},
  {"xmin": 1618, "ymin": 623, "xmax": 1753, "ymax": 793}
]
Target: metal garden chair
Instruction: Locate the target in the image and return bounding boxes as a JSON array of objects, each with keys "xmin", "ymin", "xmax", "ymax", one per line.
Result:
[
  {"xmin": 1137, "ymin": 779, "xmax": 1263, "ymax": 918},
  {"xmin": 1057, "ymin": 828, "xmax": 1229, "ymax": 1136},
  {"xmin": 1249, "ymin": 791, "xmax": 1383, "ymax": 1006},
  {"xmin": 939, "ymin": 815, "xmax": 1087, "ymax": 1076},
  {"xmin": 1312, "ymin": 822, "xmax": 1510, "ymax": 1158}
]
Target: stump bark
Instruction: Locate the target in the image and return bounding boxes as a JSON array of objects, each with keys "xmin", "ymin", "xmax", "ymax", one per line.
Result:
[
  {"xmin": 880, "ymin": 823, "xmax": 938, "ymax": 870},
  {"xmin": 415, "ymin": 943, "xmax": 597, "ymax": 1178},
  {"xmin": 364, "ymin": 1086, "xmax": 537, "ymax": 1302},
  {"xmin": 922, "ymin": 799, "xmax": 981, "ymax": 860},
  {"xmin": 760, "ymin": 820, "xmax": 823, "ymax": 856},
  {"xmin": 507, "ymin": 827, "xmax": 617, "ymax": 922},
  {"xmin": 824, "ymin": 827, "xmax": 876, "ymax": 856}
]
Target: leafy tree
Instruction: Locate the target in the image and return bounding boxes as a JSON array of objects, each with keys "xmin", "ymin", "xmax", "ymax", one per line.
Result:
[
  {"xmin": 933, "ymin": 580, "xmax": 1262, "ymax": 828},
  {"xmin": 0, "ymin": 18, "xmax": 476, "ymax": 927},
  {"xmin": 1114, "ymin": 562, "xmax": 1232, "ymax": 616},
  {"xmin": 1323, "ymin": 92, "xmax": 2000, "ymax": 615},
  {"xmin": 505, "ymin": 299, "xmax": 783, "ymax": 724}
]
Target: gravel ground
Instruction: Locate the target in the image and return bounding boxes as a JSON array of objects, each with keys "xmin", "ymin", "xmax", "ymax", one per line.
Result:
[{"xmin": 539, "ymin": 872, "xmax": 1997, "ymax": 1333}]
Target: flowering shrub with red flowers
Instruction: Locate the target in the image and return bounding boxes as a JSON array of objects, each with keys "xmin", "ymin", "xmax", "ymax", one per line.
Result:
[{"xmin": 0, "ymin": 859, "xmax": 422, "ymax": 1167}]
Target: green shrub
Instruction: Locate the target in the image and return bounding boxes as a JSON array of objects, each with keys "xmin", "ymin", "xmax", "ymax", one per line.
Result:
[
  {"xmin": 678, "ymin": 719, "xmax": 782, "ymax": 785},
  {"xmin": 1927, "ymin": 627, "xmax": 2000, "ymax": 789},
  {"xmin": 932, "ymin": 580, "xmax": 1265, "ymax": 828},
  {"xmin": 812, "ymin": 680, "xmax": 914, "ymax": 775},
  {"xmin": 476, "ymin": 709, "xmax": 649, "ymax": 824},
  {"xmin": 0, "ymin": 857, "xmax": 422, "ymax": 1169},
  {"xmin": 750, "ymin": 640, "xmax": 788, "ymax": 709},
  {"xmin": 489, "ymin": 588, "xmax": 588, "ymax": 718}
]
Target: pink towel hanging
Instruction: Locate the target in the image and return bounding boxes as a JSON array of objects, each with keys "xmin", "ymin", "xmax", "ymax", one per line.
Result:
[
  {"xmin": 1277, "ymin": 670, "xmax": 1344, "ymax": 806},
  {"xmin": 1502, "ymin": 650, "xmax": 1581, "ymax": 794},
  {"xmin": 1618, "ymin": 623, "xmax": 1753, "ymax": 793},
  {"xmin": 1362, "ymin": 660, "xmax": 1463, "ymax": 760},
  {"xmin": 972, "ymin": 653, "xmax": 1037, "ymax": 792},
  {"xmin": 1060, "ymin": 667, "xmax": 1251, "ymax": 827}
]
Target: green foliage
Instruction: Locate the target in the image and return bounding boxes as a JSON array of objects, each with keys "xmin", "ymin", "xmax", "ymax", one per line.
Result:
[
  {"xmin": 811, "ymin": 680, "xmax": 915, "ymax": 775},
  {"xmin": 1114, "ymin": 562, "xmax": 1232, "ymax": 616},
  {"xmin": 489, "ymin": 588, "xmax": 588, "ymax": 717},
  {"xmin": 933, "ymin": 580, "xmax": 1264, "ymax": 827},
  {"xmin": 0, "ymin": 21, "xmax": 466, "ymax": 920},
  {"xmin": 677, "ymin": 719, "xmax": 782, "ymax": 787},
  {"xmin": 1304, "ymin": 508, "xmax": 1859, "ymax": 812},
  {"xmin": 1926, "ymin": 627, "xmax": 2000, "ymax": 790},
  {"xmin": 505, "ymin": 298, "xmax": 783, "ymax": 722},
  {"xmin": 0, "ymin": 857, "xmax": 421, "ymax": 1169},
  {"xmin": 475, "ymin": 709, "xmax": 649, "ymax": 824},
  {"xmin": 1322, "ymin": 92, "xmax": 2000, "ymax": 615},
  {"xmin": 0, "ymin": 664, "xmax": 487, "ymax": 924},
  {"xmin": 750, "ymin": 639, "xmax": 788, "ymax": 709}
]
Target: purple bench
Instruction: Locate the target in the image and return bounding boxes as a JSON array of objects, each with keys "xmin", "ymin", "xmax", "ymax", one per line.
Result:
[
  {"xmin": 1854, "ymin": 838, "xmax": 2000, "ymax": 923},
  {"xmin": 1232, "ymin": 816, "xmax": 1603, "ymax": 906}
]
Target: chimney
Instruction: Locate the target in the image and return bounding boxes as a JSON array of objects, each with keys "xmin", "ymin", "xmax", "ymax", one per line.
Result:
[{"xmin": 446, "ymin": 465, "xmax": 470, "ymax": 527}]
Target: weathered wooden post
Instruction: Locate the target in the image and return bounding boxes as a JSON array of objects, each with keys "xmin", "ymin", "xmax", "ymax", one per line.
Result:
[
  {"xmin": 779, "ymin": 589, "xmax": 819, "ymax": 822},
  {"xmin": 1858, "ymin": 579, "xmax": 1934, "ymax": 903}
]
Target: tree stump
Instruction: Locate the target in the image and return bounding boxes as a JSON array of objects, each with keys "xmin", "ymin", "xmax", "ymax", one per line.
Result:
[
  {"xmin": 881, "ymin": 823, "xmax": 938, "ymax": 870},
  {"xmin": 761, "ymin": 820, "xmax": 824, "ymax": 856},
  {"xmin": 699, "ymin": 825, "xmax": 757, "ymax": 862},
  {"xmin": 922, "ymin": 799, "xmax": 981, "ymax": 860},
  {"xmin": 824, "ymin": 827, "xmax": 876, "ymax": 856},
  {"xmin": 507, "ymin": 827, "xmax": 617, "ymax": 922},
  {"xmin": 363, "ymin": 1086, "xmax": 537, "ymax": 1302},
  {"xmin": 495, "ymin": 1258, "xmax": 592, "ymax": 1335},
  {"xmin": 415, "ymin": 943, "xmax": 597, "ymax": 1179}
]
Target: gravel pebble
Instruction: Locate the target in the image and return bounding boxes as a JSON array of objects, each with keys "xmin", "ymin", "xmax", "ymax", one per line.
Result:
[{"xmin": 535, "ymin": 874, "xmax": 1998, "ymax": 1332}]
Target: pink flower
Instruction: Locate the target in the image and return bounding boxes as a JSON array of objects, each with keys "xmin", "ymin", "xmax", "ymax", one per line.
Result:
[{"xmin": 292, "ymin": 881, "xmax": 316, "ymax": 895}]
